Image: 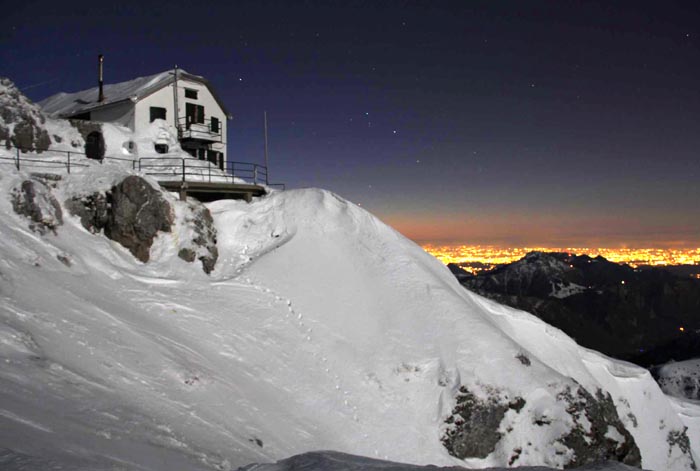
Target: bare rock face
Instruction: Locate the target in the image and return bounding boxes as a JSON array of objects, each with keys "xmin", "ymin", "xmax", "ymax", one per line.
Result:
[
  {"xmin": 442, "ymin": 386, "xmax": 525, "ymax": 459},
  {"xmin": 66, "ymin": 176, "xmax": 219, "ymax": 272},
  {"xmin": 652, "ymin": 359, "xmax": 700, "ymax": 401},
  {"xmin": 66, "ymin": 176, "xmax": 173, "ymax": 262},
  {"xmin": 556, "ymin": 386, "xmax": 641, "ymax": 468},
  {"xmin": 107, "ymin": 176, "xmax": 172, "ymax": 262},
  {"xmin": 0, "ymin": 77, "xmax": 51, "ymax": 152},
  {"xmin": 441, "ymin": 383, "xmax": 641, "ymax": 469},
  {"xmin": 177, "ymin": 200, "xmax": 218, "ymax": 274},
  {"xmin": 11, "ymin": 179, "xmax": 63, "ymax": 235},
  {"xmin": 64, "ymin": 193, "xmax": 109, "ymax": 234}
]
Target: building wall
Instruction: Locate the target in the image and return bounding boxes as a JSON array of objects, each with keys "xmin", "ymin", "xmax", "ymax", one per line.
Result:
[
  {"xmin": 135, "ymin": 77, "xmax": 228, "ymax": 166},
  {"xmin": 90, "ymin": 102, "xmax": 135, "ymax": 129}
]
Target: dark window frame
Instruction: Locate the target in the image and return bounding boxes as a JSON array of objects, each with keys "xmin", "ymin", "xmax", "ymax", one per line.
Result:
[
  {"xmin": 185, "ymin": 88, "xmax": 198, "ymax": 99},
  {"xmin": 186, "ymin": 103, "xmax": 205, "ymax": 125},
  {"xmin": 149, "ymin": 106, "xmax": 167, "ymax": 123},
  {"xmin": 211, "ymin": 116, "xmax": 220, "ymax": 134}
]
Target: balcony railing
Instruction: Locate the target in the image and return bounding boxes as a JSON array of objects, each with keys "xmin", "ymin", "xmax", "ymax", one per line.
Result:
[{"xmin": 177, "ymin": 117, "xmax": 222, "ymax": 143}]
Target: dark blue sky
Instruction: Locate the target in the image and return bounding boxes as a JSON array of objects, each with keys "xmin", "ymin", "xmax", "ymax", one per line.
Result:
[{"xmin": 3, "ymin": 1, "xmax": 700, "ymax": 246}]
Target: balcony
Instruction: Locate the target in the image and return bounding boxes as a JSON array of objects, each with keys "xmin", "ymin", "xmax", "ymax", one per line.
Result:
[{"xmin": 177, "ymin": 117, "xmax": 222, "ymax": 143}]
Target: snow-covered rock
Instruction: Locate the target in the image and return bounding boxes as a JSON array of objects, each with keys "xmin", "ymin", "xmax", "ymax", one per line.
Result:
[
  {"xmin": 0, "ymin": 77, "xmax": 51, "ymax": 152},
  {"xmin": 0, "ymin": 167, "xmax": 697, "ymax": 471},
  {"xmin": 10, "ymin": 176, "xmax": 63, "ymax": 234},
  {"xmin": 653, "ymin": 359, "xmax": 700, "ymax": 401},
  {"xmin": 65, "ymin": 175, "xmax": 173, "ymax": 262}
]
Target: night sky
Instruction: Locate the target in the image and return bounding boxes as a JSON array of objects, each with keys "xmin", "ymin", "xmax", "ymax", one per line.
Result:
[{"xmin": 2, "ymin": 1, "xmax": 699, "ymax": 247}]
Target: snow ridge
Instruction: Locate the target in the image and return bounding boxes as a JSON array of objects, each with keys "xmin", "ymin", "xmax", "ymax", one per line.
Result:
[{"xmin": 0, "ymin": 169, "xmax": 697, "ymax": 470}]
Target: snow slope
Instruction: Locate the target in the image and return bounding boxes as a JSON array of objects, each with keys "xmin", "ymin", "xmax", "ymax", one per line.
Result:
[
  {"xmin": 0, "ymin": 168, "xmax": 697, "ymax": 470},
  {"xmin": 238, "ymin": 450, "xmax": 647, "ymax": 471}
]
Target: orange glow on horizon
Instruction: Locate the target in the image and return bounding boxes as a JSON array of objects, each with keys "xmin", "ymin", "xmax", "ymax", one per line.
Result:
[{"xmin": 422, "ymin": 244, "xmax": 700, "ymax": 275}]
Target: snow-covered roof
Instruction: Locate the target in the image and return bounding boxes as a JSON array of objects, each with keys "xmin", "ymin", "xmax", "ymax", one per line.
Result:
[{"xmin": 39, "ymin": 69, "xmax": 230, "ymax": 118}]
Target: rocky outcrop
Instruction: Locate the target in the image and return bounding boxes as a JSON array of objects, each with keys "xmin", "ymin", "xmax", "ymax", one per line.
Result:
[
  {"xmin": 11, "ymin": 178, "xmax": 63, "ymax": 235},
  {"xmin": 667, "ymin": 429, "xmax": 697, "ymax": 470},
  {"xmin": 177, "ymin": 200, "xmax": 218, "ymax": 274},
  {"xmin": 441, "ymin": 383, "xmax": 641, "ymax": 469},
  {"xmin": 66, "ymin": 175, "xmax": 217, "ymax": 272},
  {"xmin": 107, "ymin": 177, "xmax": 172, "ymax": 262},
  {"xmin": 64, "ymin": 192, "xmax": 109, "ymax": 234},
  {"xmin": 557, "ymin": 386, "xmax": 641, "ymax": 468},
  {"xmin": 652, "ymin": 359, "xmax": 700, "ymax": 401},
  {"xmin": 0, "ymin": 77, "xmax": 51, "ymax": 152},
  {"xmin": 66, "ymin": 176, "xmax": 173, "ymax": 262},
  {"xmin": 442, "ymin": 386, "xmax": 524, "ymax": 459}
]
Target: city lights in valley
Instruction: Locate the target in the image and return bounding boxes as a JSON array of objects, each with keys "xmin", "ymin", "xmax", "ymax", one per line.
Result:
[{"xmin": 422, "ymin": 245, "xmax": 700, "ymax": 275}]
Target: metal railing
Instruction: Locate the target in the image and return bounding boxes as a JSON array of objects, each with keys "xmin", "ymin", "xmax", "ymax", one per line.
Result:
[
  {"xmin": 0, "ymin": 143, "xmax": 284, "ymax": 189},
  {"xmin": 0, "ymin": 144, "xmax": 131, "ymax": 173},
  {"xmin": 138, "ymin": 158, "xmax": 269, "ymax": 186}
]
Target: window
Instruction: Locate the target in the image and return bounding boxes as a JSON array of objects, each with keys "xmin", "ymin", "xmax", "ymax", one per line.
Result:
[
  {"xmin": 207, "ymin": 150, "xmax": 223, "ymax": 170},
  {"xmin": 185, "ymin": 88, "xmax": 198, "ymax": 99},
  {"xmin": 186, "ymin": 103, "xmax": 205, "ymax": 125},
  {"xmin": 211, "ymin": 116, "xmax": 220, "ymax": 134},
  {"xmin": 154, "ymin": 144, "xmax": 169, "ymax": 154},
  {"xmin": 149, "ymin": 107, "xmax": 166, "ymax": 122}
]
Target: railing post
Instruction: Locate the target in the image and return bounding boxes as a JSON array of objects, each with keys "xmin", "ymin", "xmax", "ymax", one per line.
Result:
[
  {"xmin": 208, "ymin": 161, "xmax": 211, "ymax": 183},
  {"xmin": 16, "ymin": 147, "xmax": 20, "ymax": 171},
  {"xmin": 67, "ymin": 152, "xmax": 71, "ymax": 174},
  {"xmin": 182, "ymin": 159, "xmax": 185, "ymax": 182}
]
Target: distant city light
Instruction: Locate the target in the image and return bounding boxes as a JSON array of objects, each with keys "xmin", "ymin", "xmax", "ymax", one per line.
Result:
[{"xmin": 421, "ymin": 245, "xmax": 700, "ymax": 275}]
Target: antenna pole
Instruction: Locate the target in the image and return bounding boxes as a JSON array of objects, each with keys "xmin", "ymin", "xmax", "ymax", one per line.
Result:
[
  {"xmin": 172, "ymin": 65, "xmax": 179, "ymax": 129},
  {"xmin": 98, "ymin": 54, "xmax": 104, "ymax": 102},
  {"xmin": 263, "ymin": 111, "xmax": 269, "ymax": 183}
]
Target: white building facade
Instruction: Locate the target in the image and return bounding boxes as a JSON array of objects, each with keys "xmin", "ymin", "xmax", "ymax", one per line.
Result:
[{"xmin": 40, "ymin": 69, "xmax": 231, "ymax": 170}]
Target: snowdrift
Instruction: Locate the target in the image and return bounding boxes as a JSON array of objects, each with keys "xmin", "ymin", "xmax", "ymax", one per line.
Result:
[{"xmin": 0, "ymin": 167, "xmax": 697, "ymax": 470}]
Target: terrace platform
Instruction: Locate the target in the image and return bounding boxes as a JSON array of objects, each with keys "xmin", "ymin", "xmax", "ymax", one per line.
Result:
[{"xmin": 158, "ymin": 180, "xmax": 267, "ymax": 203}]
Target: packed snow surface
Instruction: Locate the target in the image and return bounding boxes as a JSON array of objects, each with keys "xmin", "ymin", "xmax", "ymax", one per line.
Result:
[{"xmin": 0, "ymin": 167, "xmax": 697, "ymax": 470}]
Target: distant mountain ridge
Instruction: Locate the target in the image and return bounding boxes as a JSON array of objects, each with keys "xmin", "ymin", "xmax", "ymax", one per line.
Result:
[{"xmin": 452, "ymin": 251, "xmax": 700, "ymax": 366}]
